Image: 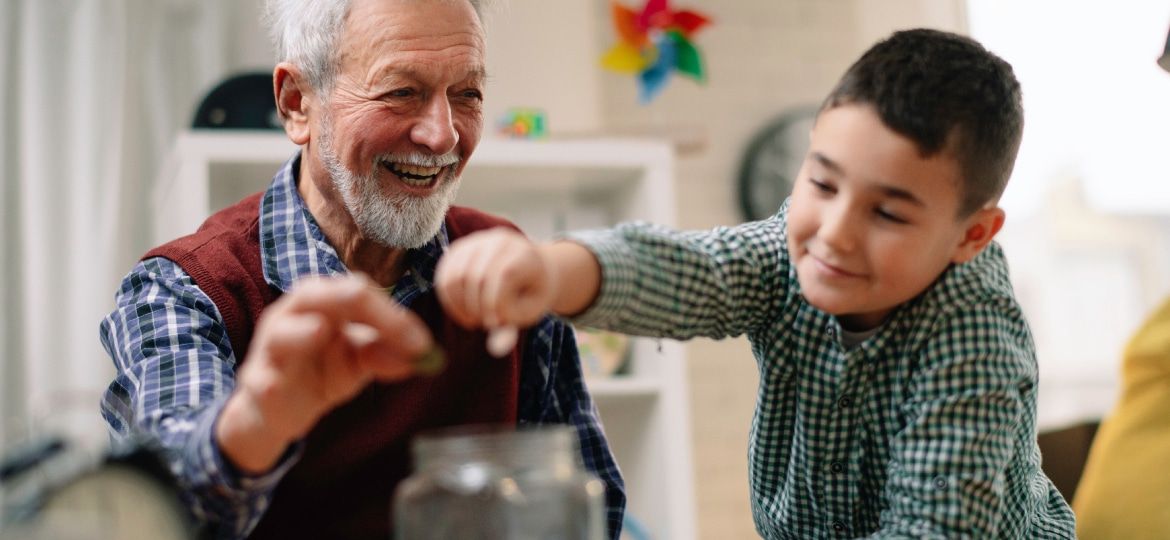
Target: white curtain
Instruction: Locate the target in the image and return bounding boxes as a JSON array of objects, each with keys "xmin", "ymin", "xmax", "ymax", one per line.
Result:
[{"xmin": 0, "ymin": 0, "xmax": 241, "ymax": 456}]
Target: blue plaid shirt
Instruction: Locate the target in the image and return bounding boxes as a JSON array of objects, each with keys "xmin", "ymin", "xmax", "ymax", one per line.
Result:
[{"xmin": 100, "ymin": 153, "xmax": 625, "ymax": 539}]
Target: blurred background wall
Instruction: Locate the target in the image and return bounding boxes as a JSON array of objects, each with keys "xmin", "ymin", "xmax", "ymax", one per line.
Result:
[{"xmin": 4, "ymin": 1, "xmax": 1170, "ymax": 537}]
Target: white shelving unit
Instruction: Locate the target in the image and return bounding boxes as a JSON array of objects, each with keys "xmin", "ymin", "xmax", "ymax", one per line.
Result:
[{"xmin": 154, "ymin": 130, "xmax": 696, "ymax": 540}]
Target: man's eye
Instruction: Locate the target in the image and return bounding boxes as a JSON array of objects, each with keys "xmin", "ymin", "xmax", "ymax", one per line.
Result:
[
  {"xmin": 385, "ymin": 88, "xmax": 415, "ymax": 98},
  {"xmin": 461, "ymin": 89, "xmax": 484, "ymax": 101}
]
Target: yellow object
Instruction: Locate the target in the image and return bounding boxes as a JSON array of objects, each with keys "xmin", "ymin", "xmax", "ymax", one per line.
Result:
[
  {"xmin": 601, "ymin": 43, "xmax": 651, "ymax": 73},
  {"xmin": 1074, "ymin": 296, "xmax": 1170, "ymax": 538}
]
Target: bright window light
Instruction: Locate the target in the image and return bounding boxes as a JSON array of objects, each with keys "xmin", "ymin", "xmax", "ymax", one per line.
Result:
[{"xmin": 968, "ymin": 0, "xmax": 1170, "ymax": 216}]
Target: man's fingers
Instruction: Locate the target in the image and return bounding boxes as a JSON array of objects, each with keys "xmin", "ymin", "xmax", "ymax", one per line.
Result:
[
  {"xmin": 259, "ymin": 312, "xmax": 331, "ymax": 367},
  {"xmin": 354, "ymin": 341, "xmax": 437, "ymax": 382},
  {"xmin": 284, "ymin": 275, "xmax": 434, "ymax": 356},
  {"xmin": 255, "ymin": 275, "xmax": 438, "ymax": 390},
  {"xmin": 345, "ymin": 322, "xmax": 431, "ymax": 381}
]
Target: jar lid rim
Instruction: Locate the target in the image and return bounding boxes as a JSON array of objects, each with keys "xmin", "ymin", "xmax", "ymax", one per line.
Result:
[{"xmin": 412, "ymin": 424, "xmax": 577, "ymax": 461}]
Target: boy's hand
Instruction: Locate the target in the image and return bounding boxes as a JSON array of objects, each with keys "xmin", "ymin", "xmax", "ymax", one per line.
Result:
[{"xmin": 434, "ymin": 228, "xmax": 558, "ymax": 333}]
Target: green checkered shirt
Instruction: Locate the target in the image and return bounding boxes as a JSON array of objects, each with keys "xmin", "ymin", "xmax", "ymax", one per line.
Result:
[{"xmin": 568, "ymin": 206, "xmax": 1076, "ymax": 539}]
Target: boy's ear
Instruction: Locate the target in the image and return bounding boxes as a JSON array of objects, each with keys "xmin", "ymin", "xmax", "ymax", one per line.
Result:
[
  {"xmin": 273, "ymin": 62, "xmax": 313, "ymax": 145},
  {"xmin": 951, "ymin": 206, "xmax": 1005, "ymax": 264}
]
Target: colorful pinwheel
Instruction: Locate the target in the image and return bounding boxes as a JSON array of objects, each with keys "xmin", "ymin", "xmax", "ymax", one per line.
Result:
[{"xmin": 600, "ymin": 0, "xmax": 711, "ymax": 104}]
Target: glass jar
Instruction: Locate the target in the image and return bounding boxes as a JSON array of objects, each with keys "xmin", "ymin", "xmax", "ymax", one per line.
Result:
[{"xmin": 393, "ymin": 425, "xmax": 606, "ymax": 540}]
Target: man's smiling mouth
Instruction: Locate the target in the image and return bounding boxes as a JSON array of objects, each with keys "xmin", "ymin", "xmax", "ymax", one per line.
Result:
[{"xmin": 382, "ymin": 161, "xmax": 444, "ymax": 187}]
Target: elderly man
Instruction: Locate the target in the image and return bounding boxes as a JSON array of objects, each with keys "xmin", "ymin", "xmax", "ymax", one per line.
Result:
[{"xmin": 98, "ymin": 0, "xmax": 625, "ymax": 538}]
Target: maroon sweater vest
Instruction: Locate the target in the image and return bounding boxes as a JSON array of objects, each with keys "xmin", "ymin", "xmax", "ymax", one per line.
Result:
[{"xmin": 146, "ymin": 193, "xmax": 524, "ymax": 539}]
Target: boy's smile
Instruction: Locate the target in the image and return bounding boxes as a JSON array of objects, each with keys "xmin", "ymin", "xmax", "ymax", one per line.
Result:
[{"xmin": 787, "ymin": 103, "xmax": 1003, "ymax": 331}]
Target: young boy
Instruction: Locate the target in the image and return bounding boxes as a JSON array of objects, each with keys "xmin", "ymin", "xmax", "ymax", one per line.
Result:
[{"xmin": 435, "ymin": 28, "xmax": 1075, "ymax": 538}]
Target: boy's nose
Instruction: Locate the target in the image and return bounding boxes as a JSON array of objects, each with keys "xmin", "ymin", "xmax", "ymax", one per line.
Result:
[{"xmin": 818, "ymin": 205, "xmax": 859, "ymax": 253}]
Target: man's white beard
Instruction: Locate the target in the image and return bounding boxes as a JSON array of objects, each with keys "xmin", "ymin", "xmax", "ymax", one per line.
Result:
[{"xmin": 317, "ymin": 120, "xmax": 461, "ymax": 249}]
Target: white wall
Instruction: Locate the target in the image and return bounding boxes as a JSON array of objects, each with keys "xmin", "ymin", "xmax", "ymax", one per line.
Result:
[
  {"xmin": 19, "ymin": 1, "xmax": 1110, "ymax": 537},
  {"xmin": 480, "ymin": 1, "xmax": 605, "ymax": 135}
]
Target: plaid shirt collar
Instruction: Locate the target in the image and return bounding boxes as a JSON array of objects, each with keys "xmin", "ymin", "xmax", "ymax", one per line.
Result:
[{"xmin": 258, "ymin": 151, "xmax": 448, "ymax": 302}]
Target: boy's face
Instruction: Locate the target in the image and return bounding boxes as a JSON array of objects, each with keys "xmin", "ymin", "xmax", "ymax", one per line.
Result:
[{"xmin": 787, "ymin": 103, "xmax": 1002, "ymax": 330}]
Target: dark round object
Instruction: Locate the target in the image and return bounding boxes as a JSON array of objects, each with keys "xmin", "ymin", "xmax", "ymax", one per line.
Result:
[
  {"xmin": 192, "ymin": 72, "xmax": 282, "ymax": 130},
  {"xmin": 737, "ymin": 106, "xmax": 819, "ymax": 222}
]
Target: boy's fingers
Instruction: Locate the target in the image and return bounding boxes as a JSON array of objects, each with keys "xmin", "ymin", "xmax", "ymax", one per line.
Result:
[
  {"xmin": 504, "ymin": 286, "xmax": 552, "ymax": 327},
  {"xmin": 483, "ymin": 260, "xmax": 533, "ymax": 328},
  {"xmin": 465, "ymin": 243, "xmax": 512, "ymax": 328},
  {"xmin": 461, "ymin": 250, "xmax": 488, "ymax": 327},
  {"xmin": 436, "ymin": 268, "xmax": 481, "ymax": 329},
  {"xmin": 486, "ymin": 326, "xmax": 518, "ymax": 358},
  {"xmin": 468, "ymin": 232, "xmax": 536, "ymax": 328},
  {"xmin": 435, "ymin": 243, "xmax": 482, "ymax": 329}
]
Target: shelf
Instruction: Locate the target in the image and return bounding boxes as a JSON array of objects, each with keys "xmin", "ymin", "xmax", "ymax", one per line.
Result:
[
  {"xmin": 586, "ymin": 377, "xmax": 662, "ymax": 399},
  {"xmin": 156, "ymin": 130, "xmax": 695, "ymax": 540},
  {"xmin": 156, "ymin": 131, "xmax": 678, "ymax": 244},
  {"xmin": 166, "ymin": 130, "xmax": 674, "ymax": 166}
]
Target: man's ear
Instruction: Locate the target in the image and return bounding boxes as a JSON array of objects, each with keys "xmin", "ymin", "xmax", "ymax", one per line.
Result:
[
  {"xmin": 951, "ymin": 206, "xmax": 1006, "ymax": 264},
  {"xmin": 273, "ymin": 62, "xmax": 313, "ymax": 145}
]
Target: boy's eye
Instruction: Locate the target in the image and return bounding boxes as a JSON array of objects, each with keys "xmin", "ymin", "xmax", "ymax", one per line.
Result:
[
  {"xmin": 809, "ymin": 178, "xmax": 835, "ymax": 194},
  {"xmin": 875, "ymin": 208, "xmax": 908, "ymax": 224}
]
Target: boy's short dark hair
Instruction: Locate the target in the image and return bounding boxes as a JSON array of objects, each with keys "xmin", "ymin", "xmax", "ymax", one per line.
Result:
[{"xmin": 822, "ymin": 28, "xmax": 1023, "ymax": 217}]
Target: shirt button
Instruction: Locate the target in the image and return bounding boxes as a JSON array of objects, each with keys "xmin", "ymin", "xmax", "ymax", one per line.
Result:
[
  {"xmin": 832, "ymin": 520, "xmax": 846, "ymax": 533},
  {"xmin": 829, "ymin": 460, "xmax": 845, "ymax": 474},
  {"xmin": 933, "ymin": 476, "xmax": 948, "ymax": 489},
  {"xmin": 837, "ymin": 395, "xmax": 853, "ymax": 409},
  {"xmin": 826, "ymin": 324, "xmax": 835, "ymax": 337}
]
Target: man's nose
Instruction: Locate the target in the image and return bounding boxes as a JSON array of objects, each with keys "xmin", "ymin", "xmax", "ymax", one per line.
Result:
[{"xmin": 410, "ymin": 97, "xmax": 459, "ymax": 155}]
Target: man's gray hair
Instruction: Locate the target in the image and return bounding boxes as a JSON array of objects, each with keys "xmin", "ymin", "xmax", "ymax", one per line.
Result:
[{"xmin": 263, "ymin": 0, "xmax": 486, "ymax": 95}]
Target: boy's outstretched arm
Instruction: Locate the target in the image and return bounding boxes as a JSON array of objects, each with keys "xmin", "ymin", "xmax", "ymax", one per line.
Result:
[
  {"xmin": 440, "ymin": 218, "xmax": 791, "ymax": 340},
  {"xmin": 435, "ymin": 227, "xmax": 601, "ymax": 330}
]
